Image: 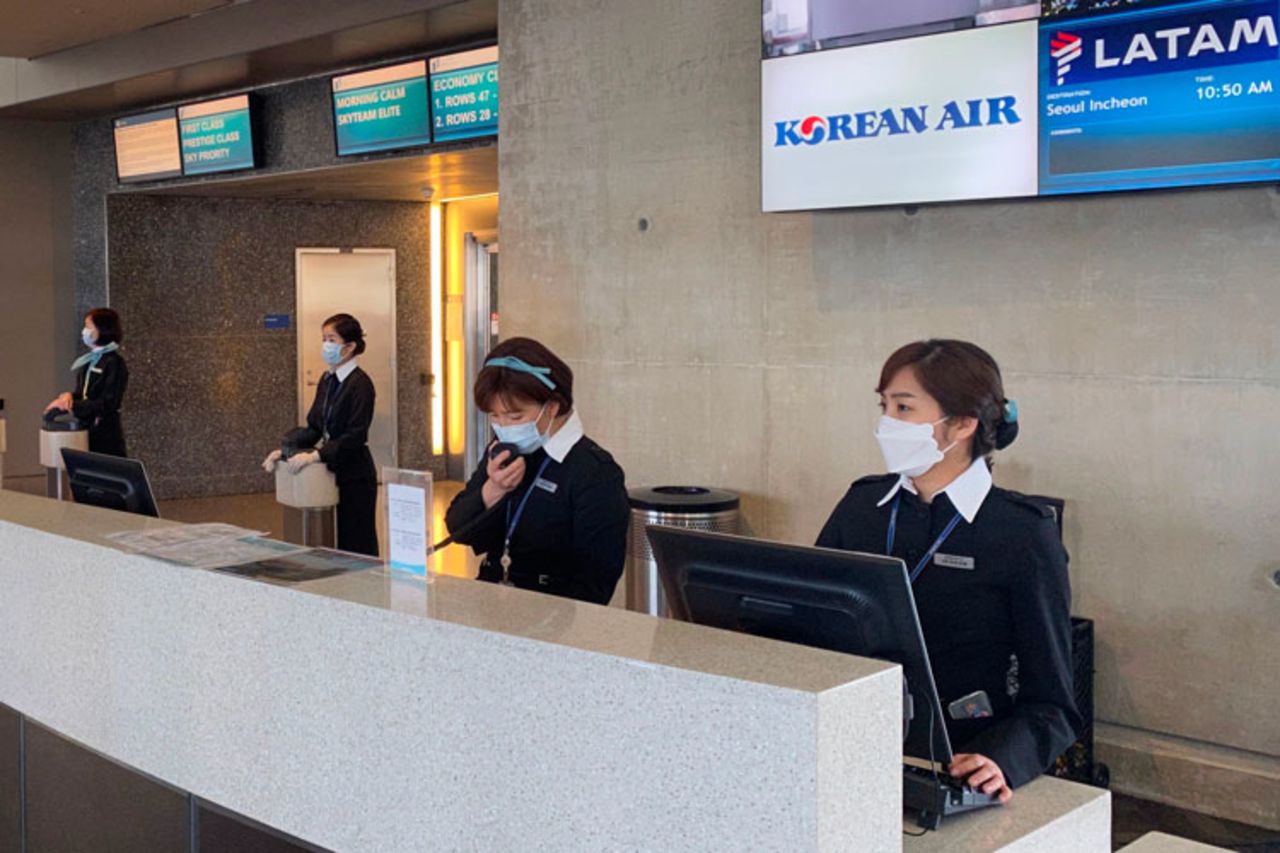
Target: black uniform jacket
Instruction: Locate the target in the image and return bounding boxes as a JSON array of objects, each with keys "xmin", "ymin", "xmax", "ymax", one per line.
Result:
[
  {"xmin": 445, "ymin": 438, "xmax": 630, "ymax": 605},
  {"xmin": 297, "ymin": 367, "xmax": 377, "ymax": 486},
  {"xmin": 72, "ymin": 350, "xmax": 128, "ymax": 456},
  {"xmin": 816, "ymin": 472, "xmax": 1081, "ymax": 789}
]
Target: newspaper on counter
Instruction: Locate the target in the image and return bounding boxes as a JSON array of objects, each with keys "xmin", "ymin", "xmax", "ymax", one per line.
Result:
[{"xmin": 105, "ymin": 523, "xmax": 310, "ymax": 569}]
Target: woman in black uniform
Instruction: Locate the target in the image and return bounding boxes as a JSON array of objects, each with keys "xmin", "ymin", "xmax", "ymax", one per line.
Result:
[
  {"xmin": 445, "ymin": 337, "xmax": 630, "ymax": 604},
  {"xmin": 262, "ymin": 313, "xmax": 379, "ymax": 557},
  {"xmin": 816, "ymin": 339, "xmax": 1079, "ymax": 803},
  {"xmin": 45, "ymin": 307, "xmax": 129, "ymax": 457}
]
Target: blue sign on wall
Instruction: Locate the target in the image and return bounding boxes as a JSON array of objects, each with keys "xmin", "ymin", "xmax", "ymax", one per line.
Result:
[
  {"xmin": 333, "ymin": 60, "xmax": 431, "ymax": 156},
  {"xmin": 179, "ymin": 95, "xmax": 256, "ymax": 176},
  {"xmin": 430, "ymin": 46, "xmax": 499, "ymax": 143},
  {"xmin": 1039, "ymin": 0, "xmax": 1280, "ymax": 194}
]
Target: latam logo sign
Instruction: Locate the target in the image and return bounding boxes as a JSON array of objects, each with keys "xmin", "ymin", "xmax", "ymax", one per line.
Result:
[
  {"xmin": 1050, "ymin": 1, "xmax": 1279, "ymax": 86},
  {"xmin": 773, "ymin": 97, "xmax": 1022, "ymax": 147},
  {"xmin": 1051, "ymin": 32, "xmax": 1083, "ymax": 85}
]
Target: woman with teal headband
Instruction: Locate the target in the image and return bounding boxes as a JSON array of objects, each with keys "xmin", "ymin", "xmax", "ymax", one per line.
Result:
[{"xmin": 444, "ymin": 337, "xmax": 630, "ymax": 604}]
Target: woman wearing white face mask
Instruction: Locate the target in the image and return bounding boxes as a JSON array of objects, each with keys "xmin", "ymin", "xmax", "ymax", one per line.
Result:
[
  {"xmin": 45, "ymin": 308, "xmax": 129, "ymax": 457},
  {"xmin": 444, "ymin": 337, "xmax": 630, "ymax": 604},
  {"xmin": 261, "ymin": 313, "xmax": 378, "ymax": 556},
  {"xmin": 816, "ymin": 339, "xmax": 1079, "ymax": 804}
]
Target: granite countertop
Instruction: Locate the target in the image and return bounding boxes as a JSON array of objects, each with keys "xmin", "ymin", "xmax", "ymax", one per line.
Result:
[
  {"xmin": 904, "ymin": 773, "xmax": 1111, "ymax": 852},
  {"xmin": 0, "ymin": 488, "xmax": 894, "ymax": 695},
  {"xmin": 1119, "ymin": 831, "xmax": 1230, "ymax": 852}
]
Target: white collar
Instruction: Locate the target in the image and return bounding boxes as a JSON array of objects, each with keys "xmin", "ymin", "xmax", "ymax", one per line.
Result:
[
  {"xmin": 877, "ymin": 456, "xmax": 993, "ymax": 523},
  {"xmin": 332, "ymin": 358, "xmax": 358, "ymax": 384},
  {"xmin": 541, "ymin": 410, "xmax": 584, "ymax": 463}
]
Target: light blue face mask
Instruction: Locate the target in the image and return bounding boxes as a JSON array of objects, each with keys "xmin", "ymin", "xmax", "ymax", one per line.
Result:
[
  {"xmin": 492, "ymin": 403, "xmax": 548, "ymax": 455},
  {"xmin": 322, "ymin": 341, "xmax": 346, "ymax": 366},
  {"xmin": 81, "ymin": 327, "xmax": 95, "ymax": 348}
]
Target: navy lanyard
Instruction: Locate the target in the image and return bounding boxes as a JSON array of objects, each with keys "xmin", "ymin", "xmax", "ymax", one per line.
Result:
[
  {"xmin": 886, "ymin": 493, "xmax": 964, "ymax": 583},
  {"xmin": 500, "ymin": 456, "xmax": 553, "ymax": 580}
]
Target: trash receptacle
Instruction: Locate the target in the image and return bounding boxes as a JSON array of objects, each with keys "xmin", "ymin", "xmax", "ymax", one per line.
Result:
[
  {"xmin": 276, "ymin": 464, "xmax": 339, "ymax": 548},
  {"xmin": 626, "ymin": 486, "xmax": 740, "ymax": 616},
  {"xmin": 40, "ymin": 415, "xmax": 89, "ymax": 500}
]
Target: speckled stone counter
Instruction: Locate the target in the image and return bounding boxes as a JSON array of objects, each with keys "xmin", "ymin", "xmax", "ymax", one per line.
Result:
[
  {"xmin": 0, "ymin": 491, "xmax": 902, "ymax": 851},
  {"xmin": 904, "ymin": 774, "xmax": 1111, "ymax": 852},
  {"xmin": 1120, "ymin": 832, "xmax": 1230, "ymax": 852}
]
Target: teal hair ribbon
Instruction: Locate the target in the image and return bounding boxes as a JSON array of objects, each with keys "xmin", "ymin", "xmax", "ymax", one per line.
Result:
[{"xmin": 485, "ymin": 356, "xmax": 557, "ymax": 390}]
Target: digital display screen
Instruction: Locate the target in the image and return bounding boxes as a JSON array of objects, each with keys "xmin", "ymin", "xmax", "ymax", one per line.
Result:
[
  {"xmin": 763, "ymin": 21, "xmax": 1041, "ymax": 211},
  {"xmin": 429, "ymin": 46, "xmax": 499, "ymax": 142},
  {"xmin": 761, "ymin": 0, "xmax": 1280, "ymax": 211},
  {"xmin": 763, "ymin": 0, "xmax": 1039, "ymax": 57},
  {"xmin": 1039, "ymin": 0, "xmax": 1280, "ymax": 194},
  {"xmin": 178, "ymin": 94, "xmax": 256, "ymax": 176},
  {"xmin": 332, "ymin": 60, "xmax": 432, "ymax": 156},
  {"xmin": 113, "ymin": 109, "xmax": 182, "ymax": 183}
]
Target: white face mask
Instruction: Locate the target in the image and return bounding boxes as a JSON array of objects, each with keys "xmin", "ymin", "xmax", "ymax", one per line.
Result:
[{"xmin": 875, "ymin": 415, "xmax": 956, "ymax": 478}]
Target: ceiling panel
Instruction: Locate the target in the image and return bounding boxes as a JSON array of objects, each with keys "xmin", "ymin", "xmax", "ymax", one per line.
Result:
[
  {"xmin": 129, "ymin": 146, "xmax": 498, "ymax": 204},
  {"xmin": 0, "ymin": 0, "xmax": 233, "ymax": 58},
  {"xmin": 0, "ymin": 1, "xmax": 496, "ymax": 120}
]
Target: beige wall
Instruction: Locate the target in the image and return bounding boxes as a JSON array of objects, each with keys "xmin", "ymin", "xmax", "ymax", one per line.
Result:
[
  {"xmin": 499, "ymin": 0, "xmax": 1280, "ymax": 826},
  {"xmin": 0, "ymin": 119, "xmax": 73, "ymax": 482}
]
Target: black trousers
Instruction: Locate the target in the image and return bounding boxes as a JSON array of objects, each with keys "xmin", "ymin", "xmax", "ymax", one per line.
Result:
[
  {"xmin": 337, "ymin": 479, "xmax": 379, "ymax": 557},
  {"xmin": 88, "ymin": 419, "xmax": 127, "ymax": 458}
]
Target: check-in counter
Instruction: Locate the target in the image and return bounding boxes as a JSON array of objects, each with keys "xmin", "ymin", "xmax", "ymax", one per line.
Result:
[{"xmin": 0, "ymin": 490, "xmax": 1109, "ymax": 851}]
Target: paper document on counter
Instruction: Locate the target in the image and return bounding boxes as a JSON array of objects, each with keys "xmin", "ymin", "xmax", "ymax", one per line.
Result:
[{"xmin": 105, "ymin": 523, "xmax": 307, "ymax": 569}]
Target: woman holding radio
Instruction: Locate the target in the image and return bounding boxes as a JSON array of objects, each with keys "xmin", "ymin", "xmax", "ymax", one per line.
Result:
[{"xmin": 444, "ymin": 337, "xmax": 629, "ymax": 605}]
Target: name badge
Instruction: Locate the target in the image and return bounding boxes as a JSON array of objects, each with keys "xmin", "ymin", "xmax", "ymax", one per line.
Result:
[
  {"xmin": 934, "ymin": 553, "xmax": 975, "ymax": 571},
  {"xmin": 533, "ymin": 477, "xmax": 558, "ymax": 494}
]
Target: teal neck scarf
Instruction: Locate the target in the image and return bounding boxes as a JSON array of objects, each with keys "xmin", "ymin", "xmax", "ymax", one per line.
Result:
[{"xmin": 70, "ymin": 342, "xmax": 118, "ymax": 374}]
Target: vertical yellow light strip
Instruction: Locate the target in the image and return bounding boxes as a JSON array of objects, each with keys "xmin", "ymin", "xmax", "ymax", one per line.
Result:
[
  {"xmin": 429, "ymin": 201, "xmax": 444, "ymax": 455},
  {"xmin": 444, "ymin": 201, "xmax": 467, "ymax": 455}
]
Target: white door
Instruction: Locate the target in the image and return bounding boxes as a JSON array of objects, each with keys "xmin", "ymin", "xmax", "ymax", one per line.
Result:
[
  {"xmin": 462, "ymin": 234, "xmax": 499, "ymax": 480},
  {"xmin": 295, "ymin": 248, "xmax": 398, "ymax": 477}
]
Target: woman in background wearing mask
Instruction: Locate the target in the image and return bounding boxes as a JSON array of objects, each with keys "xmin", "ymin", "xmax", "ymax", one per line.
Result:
[
  {"xmin": 262, "ymin": 313, "xmax": 378, "ymax": 556},
  {"xmin": 816, "ymin": 339, "xmax": 1079, "ymax": 804},
  {"xmin": 444, "ymin": 337, "xmax": 629, "ymax": 604},
  {"xmin": 45, "ymin": 307, "xmax": 130, "ymax": 457}
]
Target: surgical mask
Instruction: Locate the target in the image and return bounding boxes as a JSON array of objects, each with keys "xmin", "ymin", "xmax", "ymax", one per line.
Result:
[
  {"xmin": 875, "ymin": 415, "xmax": 956, "ymax": 478},
  {"xmin": 492, "ymin": 404, "xmax": 548, "ymax": 455},
  {"xmin": 81, "ymin": 328, "xmax": 95, "ymax": 347},
  {"xmin": 321, "ymin": 341, "xmax": 346, "ymax": 366}
]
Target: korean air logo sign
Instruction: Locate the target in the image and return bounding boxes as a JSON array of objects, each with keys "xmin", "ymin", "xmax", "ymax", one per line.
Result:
[
  {"xmin": 796, "ymin": 115, "xmax": 829, "ymax": 144},
  {"xmin": 1051, "ymin": 1, "xmax": 1280, "ymax": 86},
  {"xmin": 773, "ymin": 97, "xmax": 1023, "ymax": 147},
  {"xmin": 776, "ymin": 115, "xmax": 829, "ymax": 145}
]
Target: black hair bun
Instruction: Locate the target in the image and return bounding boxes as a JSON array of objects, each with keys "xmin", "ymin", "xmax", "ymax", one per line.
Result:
[{"xmin": 995, "ymin": 418, "xmax": 1019, "ymax": 450}]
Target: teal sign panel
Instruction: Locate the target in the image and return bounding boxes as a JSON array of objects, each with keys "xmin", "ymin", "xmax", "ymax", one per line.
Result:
[
  {"xmin": 431, "ymin": 49, "xmax": 499, "ymax": 142},
  {"xmin": 333, "ymin": 62, "xmax": 431, "ymax": 156},
  {"xmin": 179, "ymin": 96, "xmax": 255, "ymax": 176}
]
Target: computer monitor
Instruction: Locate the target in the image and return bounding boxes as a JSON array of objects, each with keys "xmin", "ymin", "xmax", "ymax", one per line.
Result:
[
  {"xmin": 61, "ymin": 449, "xmax": 160, "ymax": 518},
  {"xmin": 648, "ymin": 526, "xmax": 951, "ymax": 766}
]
